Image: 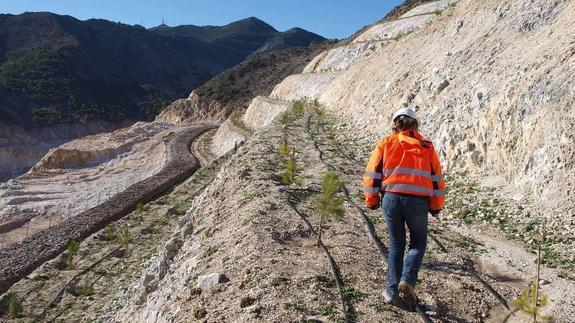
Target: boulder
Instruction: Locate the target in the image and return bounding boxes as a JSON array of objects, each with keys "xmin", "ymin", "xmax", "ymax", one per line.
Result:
[{"xmin": 197, "ymin": 273, "xmax": 230, "ymax": 289}]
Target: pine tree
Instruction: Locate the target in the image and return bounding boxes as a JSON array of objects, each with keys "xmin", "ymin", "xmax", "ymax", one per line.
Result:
[
  {"xmin": 514, "ymin": 243, "xmax": 552, "ymax": 322},
  {"xmin": 66, "ymin": 240, "xmax": 80, "ymax": 269},
  {"xmin": 282, "ymin": 148, "xmax": 297, "ymax": 185},
  {"xmin": 314, "ymin": 172, "xmax": 345, "ymax": 246}
]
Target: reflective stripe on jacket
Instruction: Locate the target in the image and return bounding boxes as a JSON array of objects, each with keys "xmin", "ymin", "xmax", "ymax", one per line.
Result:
[{"xmin": 363, "ymin": 130, "xmax": 446, "ymax": 210}]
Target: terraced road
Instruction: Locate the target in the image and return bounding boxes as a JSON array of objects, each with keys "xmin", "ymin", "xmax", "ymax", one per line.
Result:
[{"xmin": 0, "ymin": 124, "xmax": 218, "ymax": 295}]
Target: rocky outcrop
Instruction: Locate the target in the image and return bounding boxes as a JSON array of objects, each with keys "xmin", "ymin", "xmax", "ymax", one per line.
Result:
[
  {"xmin": 0, "ymin": 121, "xmax": 127, "ymax": 179},
  {"xmin": 31, "ymin": 122, "xmax": 168, "ymax": 171},
  {"xmin": 155, "ymin": 91, "xmax": 229, "ymax": 124},
  {"xmin": 210, "ymin": 118, "xmax": 247, "ymax": 158},
  {"xmin": 244, "ymin": 96, "xmax": 292, "ymax": 129}
]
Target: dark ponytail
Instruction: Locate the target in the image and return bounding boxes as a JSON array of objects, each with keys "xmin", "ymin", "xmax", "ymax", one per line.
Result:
[{"xmin": 393, "ymin": 115, "xmax": 418, "ymax": 133}]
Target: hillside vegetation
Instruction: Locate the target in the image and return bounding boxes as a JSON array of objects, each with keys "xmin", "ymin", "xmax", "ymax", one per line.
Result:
[
  {"xmin": 0, "ymin": 14, "xmax": 324, "ymax": 128},
  {"xmin": 156, "ymin": 41, "xmax": 334, "ymax": 124}
]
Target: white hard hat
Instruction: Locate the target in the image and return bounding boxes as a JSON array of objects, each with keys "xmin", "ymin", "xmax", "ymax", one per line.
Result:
[{"xmin": 392, "ymin": 107, "xmax": 417, "ymax": 121}]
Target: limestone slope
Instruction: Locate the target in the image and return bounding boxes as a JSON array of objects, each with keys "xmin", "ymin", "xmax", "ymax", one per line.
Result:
[{"xmin": 248, "ymin": 0, "xmax": 575, "ymax": 228}]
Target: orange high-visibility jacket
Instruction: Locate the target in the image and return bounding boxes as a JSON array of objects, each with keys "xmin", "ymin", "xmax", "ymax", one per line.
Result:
[{"xmin": 363, "ymin": 130, "xmax": 445, "ymax": 210}]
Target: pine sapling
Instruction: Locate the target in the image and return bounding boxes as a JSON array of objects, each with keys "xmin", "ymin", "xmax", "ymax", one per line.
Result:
[
  {"xmin": 279, "ymin": 111, "xmax": 295, "ymax": 126},
  {"xmin": 105, "ymin": 223, "xmax": 117, "ymax": 241},
  {"xmin": 5, "ymin": 293, "xmax": 22, "ymax": 318},
  {"xmin": 66, "ymin": 240, "xmax": 80, "ymax": 269},
  {"xmin": 292, "ymin": 100, "xmax": 305, "ymax": 116},
  {"xmin": 514, "ymin": 242, "xmax": 552, "ymax": 322},
  {"xmin": 135, "ymin": 202, "xmax": 148, "ymax": 222},
  {"xmin": 279, "ymin": 138, "xmax": 291, "ymax": 157},
  {"xmin": 118, "ymin": 225, "xmax": 133, "ymax": 257},
  {"xmin": 314, "ymin": 172, "xmax": 345, "ymax": 246},
  {"xmin": 135, "ymin": 202, "xmax": 148, "ymax": 214},
  {"xmin": 282, "ymin": 148, "xmax": 297, "ymax": 185},
  {"xmin": 312, "ymin": 100, "xmax": 326, "ymax": 123}
]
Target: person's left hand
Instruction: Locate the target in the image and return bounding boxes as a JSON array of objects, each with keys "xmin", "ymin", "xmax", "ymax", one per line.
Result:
[{"xmin": 366, "ymin": 202, "xmax": 380, "ymax": 210}]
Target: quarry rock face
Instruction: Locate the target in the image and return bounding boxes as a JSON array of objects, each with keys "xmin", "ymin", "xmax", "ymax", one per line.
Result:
[
  {"xmin": 0, "ymin": 122, "xmax": 175, "ymax": 230},
  {"xmin": 246, "ymin": 0, "xmax": 575, "ymax": 222},
  {"xmin": 210, "ymin": 118, "xmax": 247, "ymax": 158},
  {"xmin": 0, "ymin": 121, "xmax": 126, "ymax": 178},
  {"xmin": 3, "ymin": 0, "xmax": 575, "ymax": 321},
  {"xmin": 155, "ymin": 91, "xmax": 229, "ymax": 124},
  {"xmin": 243, "ymin": 96, "xmax": 292, "ymax": 129}
]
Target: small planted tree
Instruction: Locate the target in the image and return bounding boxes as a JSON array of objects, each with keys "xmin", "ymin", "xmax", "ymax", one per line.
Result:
[
  {"xmin": 312, "ymin": 100, "xmax": 325, "ymax": 121},
  {"xmin": 135, "ymin": 202, "xmax": 148, "ymax": 214},
  {"xmin": 118, "ymin": 226, "xmax": 133, "ymax": 257},
  {"xmin": 74, "ymin": 282, "xmax": 94, "ymax": 297},
  {"xmin": 282, "ymin": 148, "xmax": 297, "ymax": 185},
  {"xmin": 279, "ymin": 111, "xmax": 295, "ymax": 126},
  {"xmin": 105, "ymin": 223, "xmax": 117, "ymax": 241},
  {"xmin": 66, "ymin": 240, "xmax": 80, "ymax": 269},
  {"xmin": 5, "ymin": 293, "xmax": 22, "ymax": 318},
  {"xmin": 292, "ymin": 100, "xmax": 305, "ymax": 116},
  {"xmin": 279, "ymin": 138, "xmax": 291, "ymax": 157},
  {"xmin": 514, "ymin": 243, "xmax": 552, "ymax": 322},
  {"xmin": 314, "ymin": 172, "xmax": 345, "ymax": 246},
  {"xmin": 135, "ymin": 202, "xmax": 148, "ymax": 222}
]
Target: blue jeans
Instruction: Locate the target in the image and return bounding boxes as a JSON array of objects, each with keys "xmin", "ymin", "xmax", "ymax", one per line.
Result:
[{"xmin": 382, "ymin": 192, "xmax": 429, "ymax": 299}]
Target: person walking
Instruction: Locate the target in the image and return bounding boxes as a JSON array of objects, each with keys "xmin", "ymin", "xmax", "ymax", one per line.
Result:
[{"xmin": 362, "ymin": 107, "xmax": 446, "ymax": 305}]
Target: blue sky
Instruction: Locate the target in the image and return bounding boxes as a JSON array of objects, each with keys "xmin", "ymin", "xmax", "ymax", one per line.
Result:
[{"xmin": 0, "ymin": 0, "xmax": 405, "ymax": 39}]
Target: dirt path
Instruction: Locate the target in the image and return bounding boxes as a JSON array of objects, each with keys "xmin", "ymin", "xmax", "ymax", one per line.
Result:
[
  {"xmin": 304, "ymin": 109, "xmax": 575, "ymax": 322},
  {"xmin": 190, "ymin": 128, "xmax": 217, "ymax": 166},
  {"xmin": 453, "ymin": 225, "xmax": 575, "ymax": 322}
]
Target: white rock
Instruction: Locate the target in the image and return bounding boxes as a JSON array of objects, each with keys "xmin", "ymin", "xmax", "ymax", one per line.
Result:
[{"xmin": 197, "ymin": 273, "xmax": 229, "ymax": 289}]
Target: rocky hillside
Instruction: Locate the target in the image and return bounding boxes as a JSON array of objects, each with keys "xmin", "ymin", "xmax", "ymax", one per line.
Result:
[
  {"xmin": 245, "ymin": 0, "xmax": 575, "ymax": 235},
  {"xmin": 156, "ymin": 41, "xmax": 333, "ymax": 124}
]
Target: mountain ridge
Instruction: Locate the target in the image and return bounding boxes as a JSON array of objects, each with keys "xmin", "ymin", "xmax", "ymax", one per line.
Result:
[
  {"xmin": 0, "ymin": 11, "xmax": 324, "ymax": 178},
  {"xmin": 0, "ymin": 12, "xmax": 325, "ymax": 128}
]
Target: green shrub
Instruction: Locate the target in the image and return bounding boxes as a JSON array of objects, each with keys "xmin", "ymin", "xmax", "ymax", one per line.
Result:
[
  {"xmin": 340, "ymin": 285, "xmax": 366, "ymax": 302},
  {"xmin": 281, "ymin": 148, "xmax": 297, "ymax": 185},
  {"xmin": 314, "ymin": 172, "xmax": 345, "ymax": 246},
  {"xmin": 203, "ymin": 246, "xmax": 217, "ymax": 257},
  {"xmin": 118, "ymin": 226, "xmax": 133, "ymax": 256},
  {"xmin": 279, "ymin": 138, "xmax": 291, "ymax": 157},
  {"xmin": 66, "ymin": 240, "xmax": 81, "ymax": 269},
  {"xmin": 5, "ymin": 293, "xmax": 23, "ymax": 318},
  {"xmin": 31, "ymin": 107, "xmax": 72, "ymax": 125},
  {"xmin": 74, "ymin": 283, "xmax": 94, "ymax": 297}
]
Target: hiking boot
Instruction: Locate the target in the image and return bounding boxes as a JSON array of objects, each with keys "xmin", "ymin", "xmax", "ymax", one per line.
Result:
[
  {"xmin": 383, "ymin": 289, "xmax": 394, "ymax": 303},
  {"xmin": 398, "ymin": 281, "xmax": 417, "ymax": 304}
]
